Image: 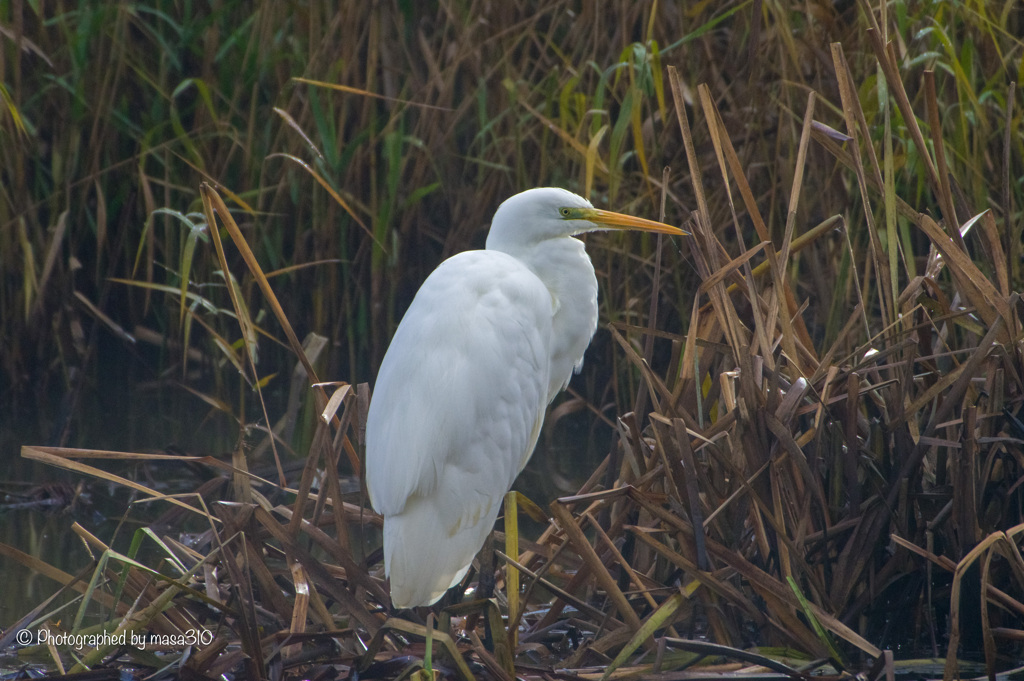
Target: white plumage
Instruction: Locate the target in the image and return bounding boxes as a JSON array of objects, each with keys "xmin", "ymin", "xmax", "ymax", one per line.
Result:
[{"xmin": 365, "ymin": 187, "xmax": 685, "ymax": 608}]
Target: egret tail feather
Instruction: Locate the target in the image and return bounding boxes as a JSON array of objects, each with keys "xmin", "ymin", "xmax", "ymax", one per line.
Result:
[{"xmin": 383, "ymin": 493, "xmax": 498, "ymax": 608}]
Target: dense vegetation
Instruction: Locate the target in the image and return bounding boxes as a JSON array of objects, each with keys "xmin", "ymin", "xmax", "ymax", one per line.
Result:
[{"xmin": 2, "ymin": 1, "xmax": 1023, "ymax": 678}]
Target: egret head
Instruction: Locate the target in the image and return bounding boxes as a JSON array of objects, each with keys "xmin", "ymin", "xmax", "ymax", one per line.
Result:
[{"xmin": 485, "ymin": 187, "xmax": 686, "ymax": 253}]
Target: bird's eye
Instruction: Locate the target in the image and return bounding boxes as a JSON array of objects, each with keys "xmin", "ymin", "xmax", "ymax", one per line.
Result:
[{"xmin": 559, "ymin": 207, "xmax": 572, "ymax": 217}]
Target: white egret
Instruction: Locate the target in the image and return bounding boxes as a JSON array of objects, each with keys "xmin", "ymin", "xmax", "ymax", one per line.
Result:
[{"xmin": 365, "ymin": 187, "xmax": 686, "ymax": 608}]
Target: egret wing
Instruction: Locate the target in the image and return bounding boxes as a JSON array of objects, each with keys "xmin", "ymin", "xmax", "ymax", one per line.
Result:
[
  {"xmin": 366, "ymin": 249, "xmax": 552, "ymax": 522},
  {"xmin": 365, "ymin": 250, "xmax": 555, "ymax": 606}
]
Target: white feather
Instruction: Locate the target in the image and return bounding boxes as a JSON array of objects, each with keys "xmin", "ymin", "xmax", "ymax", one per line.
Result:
[{"xmin": 365, "ymin": 251, "xmax": 554, "ymax": 607}]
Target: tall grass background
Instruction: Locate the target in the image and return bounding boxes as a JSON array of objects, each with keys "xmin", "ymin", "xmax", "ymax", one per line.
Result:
[{"xmin": 2, "ymin": 0, "xmax": 1024, "ymax": 676}]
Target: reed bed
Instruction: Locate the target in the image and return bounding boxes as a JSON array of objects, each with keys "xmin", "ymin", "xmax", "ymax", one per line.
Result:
[{"xmin": 3, "ymin": 1, "xmax": 1024, "ymax": 679}]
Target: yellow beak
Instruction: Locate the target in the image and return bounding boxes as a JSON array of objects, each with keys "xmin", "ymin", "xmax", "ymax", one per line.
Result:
[{"xmin": 582, "ymin": 208, "xmax": 689, "ymax": 236}]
